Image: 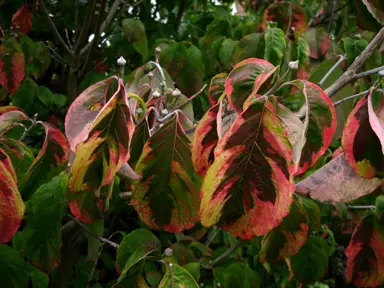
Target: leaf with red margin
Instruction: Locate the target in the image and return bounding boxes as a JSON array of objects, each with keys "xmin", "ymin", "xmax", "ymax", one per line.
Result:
[
  {"xmin": 208, "ymin": 73, "xmax": 227, "ymax": 105},
  {"xmin": 191, "ymin": 99, "xmax": 223, "ymax": 175},
  {"xmin": 362, "ymin": 0, "xmax": 384, "ymax": 24},
  {"xmin": 296, "ymin": 154, "xmax": 382, "ymax": 203},
  {"xmin": 263, "ymin": 2, "xmax": 308, "ymax": 34},
  {"xmin": 368, "ymin": 88, "xmax": 384, "ymax": 154},
  {"xmin": 65, "ymin": 76, "xmax": 119, "ymax": 153},
  {"xmin": 19, "ymin": 122, "xmax": 69, "ymax": 199},
  {"xmin": 225, "ymin": 58, "xmax": 277, "ymax": 113},
  {"xmin": 0, "ymin": 148, "xmax": 24, "ymax": 243},
  {"xmin": 200, "ymin": 98, "xmax": 295, "ymax": 239},
  {"xmin": 12, "ymin": 4, "xmax": 32, "ymax": 35},
  {"xmin": 0, "ymin": 39, "xmax": 25, "ymax": 94},
  {"xmin": 345, "ymin": 214, "xmax": 384, "ymax": 287},
  {"xmin": 283, "ymin": 80, "xmax": 336, "ymax": 175},
  {"xmin": 342, "ymin": 96, "xmax": 384, "ymax": 178},
  {"xmin": 131, "ymin": 113, "xmax": 201, "ymax": 232},
  {"xmin": 0, "ymin": 106, "xmax": 29, "ymax": 135},
  {"xmin": 68, "ymin": 79, "xmax": 135, "ymax": 222},
  {"xmin": 260, "ymin": 197, "xmax": 309, "ymax": 263}
]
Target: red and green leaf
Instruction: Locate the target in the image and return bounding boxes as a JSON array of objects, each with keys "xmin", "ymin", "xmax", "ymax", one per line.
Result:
[
  {"xmin": 131, "ymin": 113, "xmax": 201, "ymax": 232},
  {"xmin": 225, "ymin": 58, "xmax": 277, "ymax": 113},
  {"xmin": 208, "ymin": 73, "xmax": 227, "ymax": 105},
  {"xmin": 0, "ymin": 148, "xmax": 24, "ymax": 243},
  {"xmin": 342, "ymin": 96, "xmax": 384, "ymax": 178},
  {"xmin": 200, "ymin": 98, "xmax": 295, "ymax": 239},
  {"xmin": 0, "ymin": 39, "xmax": 25, "ymax": 94},
  {"xmin": 0, "ymin": 106, "xmax": 29, "ymax": 135},
  {"xmin": 284, "ymin": 80, "xmax": 336, "ymax": 175},
  {"xmin": 362, "ymin": 0, "xmax": 384, "ymax": 24},
  {"xmin": 129, "ymin": 117, "xmax": 150, "ymax": 168},
  {"xmin": 368, "ymin": 88, "xmax": 384, "ymax": 154},
  {"xmin": 345, "ymin": 214, "xmax": 384, "ymax": 287},
  {"xmin": 12, "ymin": 4, "xmax": 32, "ymax": 35}
]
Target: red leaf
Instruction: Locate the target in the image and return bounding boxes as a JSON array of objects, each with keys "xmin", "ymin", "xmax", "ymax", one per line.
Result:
[
  {"xmin": 225, "ymin": 58, "xmax": 277, "ymax": 113},
  {"xmin": 368, "ymin": 88, "xmax": 384, "ymax": 155},
  {"xmin": 304, "ymin": 28, "xmax": 330, "ymax": 59},
  {"xmin": 12, "ymin": 4, "xmax": 32, "ymax": 35},
  {"xmin": 0, "ymin": 106, "xmax": 29, "ymax": 135},
  {"xmin": 0, "ymin": 148, "xmax": 25, "ymax": 243},
  {"xmin": 342, "ymin": 95, "xmax": 383, "ymax": 178},
  {"xmin": 296, "ymin": 154, "xmax": 382, "ymax": 202},
  {"xmin": 345, "ymin": 214, "xmax": 384, "ymax": 287},
  {"xmin": 0, "ymin": 39, "xmax": 25, "ymax": 94},
  {"xmin": 208, "ymin": 73, "xmax": 227, "ymax": 105},
  {"xmin": 200, "ymin": 98, "xmax": 295, "ymax": 239}
]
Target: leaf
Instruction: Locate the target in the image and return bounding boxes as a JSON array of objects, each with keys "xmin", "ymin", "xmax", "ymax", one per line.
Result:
[
  {"xmin": 159, "ymin": 41, "xmax": 205, "ymax": 96},
  {"xmin": 0, "ymin": 244, "xmax": 29, "ymax": 288},
  {"xmin": 0, "ymin": 38, "xmax": 25, "ymax": 94},
  {"xmin": 231, "ymin": 33, "xmax": 265, "ymax": 65},
  {"xmin": 362, "ymin": 0, "xmax": 384, "ymax": 24},
  {"xmin": 303, "ymin": 28, "xmax": 330, "ymax": 59},
  {"xmin": 122, "ymin": 18, "xmax": 148, "ymax": 59},
  {"xmin": 0, "ymin": 106, "xmax": 29, "ymax": 135},
  {"xmin": 29, "ymin": 42, "xmax": 51, "ymax": 79},
  {"xmin": 68, "ymin": 79, "xmax": 135, "ymax": 222},
  {"xmin": 264, "ymin": 27, "xmax": 286, "ymax": 66},
  {"xmin": 0, "ymin": 148, "xmax": 25, "ymax": 243},
  {"xmin": 291, "ymin": 235, "xmax": 329, "ymax": 284},
  {"xmin": 368, "ymin": 88, "xmax": 384, "ymax": 155},
  {"xmin": 200, "ymin": 98, "xmax": 295, "ymax": 239},
  {"xmin": 183, "ymin": 262, "xmax": 200, "ymax": 282},
  {"xmin": 345, "ymin": 214, "xmax": 384, "ymax": 287},
  {"xmin": 260, "ymin": 198, "xmax": 309, "ymax": 263},
  {"xmin": 129, "ymin": 117, "xmax": 150, "ymax": 168},
  {"xmin": 85, "ymin": 219, "xmax": 104, "ymax": 262},
  {"xmin": 225, "ymin": 58, "xmax": 277, "ymax": 113},
  {"xmin": 283, "ymin": 80, "xmax": 336, "ymax": 175},
  {"xmin": 219, "ymin": 39, "xmax": 237, "ymax": 70},
  {"xmin": 12, "ymin": 4, "xmax": 32, "ymax": 35},
  {"xmin": 221, "ymin": 263, "xmax": 260, "ymax": 288},
  {"xmin": 28, "ymin": 264, "xmax": 49, "ymax": 288},
  {"xmin": 263, "ymin": 2, "xmax": 308, "ymax": 34},
  {"xmin": 116, "ymin": 229, "xmax": 161, "ymax": 282},
  {"xmin": 159, "ymin": 262, "xmax": 199, "ymax": 288},
  {"xmin": 295, "ymin": 36, "xmax": 310, "ymax": 66},
  {"xmin": 354, "ymin": 0, "xmax": 382, "ymax": 32},
  {"xmin": 296, "ymin": 154, "xmax": 382, "ymax": 202},
  {"xmin": 342, "ymin": 96, "xmax": 384, "ymax": 178},
  {"xmin": 131, "ymin": 114, "xmax": 201, "ymax": 232},
  {"xmin": 208, "ymin": 73, "xmax": 227, "ymax": 105},
  {"xmin": 344, "ymin": 37, "xmax": 369, "ymax": 64},
  {"xmin": 16, "ymin": 174, "xmax": 68, "ymax": 273},
  {"xmin": 19, "ymin": 122, "xmax": 69, "ymax": 199}
]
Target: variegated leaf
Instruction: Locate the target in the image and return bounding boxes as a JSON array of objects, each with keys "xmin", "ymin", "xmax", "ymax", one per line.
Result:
[
  {"xmin": 208, "ymin": 73, "xmax": 227, "ymax": 105},
  {"xmin": 368, "ymin": 88, "xmax": 384, "ymax": 154},
  {"xmin": 0, "ymin": 106, "xmax": 29, "ymax": 135}
]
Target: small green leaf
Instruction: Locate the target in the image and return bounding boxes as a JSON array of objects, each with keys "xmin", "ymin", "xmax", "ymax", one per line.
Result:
[
  {"xmin": 122, "ymin": 18, "xmax": 148, "ymax": 59},
  {"xmin": 159, "ymin": 262, "xmax": 199, "ymax": 288},
  {"xmin": 264, "ymin": 27, "xmax": 286, "ymax": 66},
  {"xmin": 343, "ymin": 37, "xmax": 369, "ymax": 64},
  {"xmin": 183, "ymin": 262, "xmax": 201, "ymax": 282}
]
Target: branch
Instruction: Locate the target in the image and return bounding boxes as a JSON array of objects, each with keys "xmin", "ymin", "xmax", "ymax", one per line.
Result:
[
  {"xmin": 347, "ymin": 205, "xmax": 375, "ymax": 210},
  {"xmin": 211, "ymin": 241, "xmax": 241, "ymax": 266},
  {"xmin": 174, "ymin": 84, "xmax": 207, "ymax": 110},
  {"xmin": 38, "ymin": 0, "xmax": 73, "ymax": 55},
  {"xmin": 74, "ymin": 0, "xmax": 97, "ymax": 54},
  {"xmin": 319, "ymin": 54, "xmax": 347, "ymax": 87},
  {"xmin": 325, "ymin": 27, "xmax": 384, "ymax": 97},
  {"xmin": 67, "ymin": 214, "xmax": 119, "ymax": 249},
  {"xmin": 333, "ymin": 90, "xmax": 368, "ymax": 106},
  {"xmin": 355, "ymin": 65, "xmax": 384, "ymax": 79}
]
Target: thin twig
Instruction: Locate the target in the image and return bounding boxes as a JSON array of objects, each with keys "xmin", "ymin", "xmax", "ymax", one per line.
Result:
[
  {"xmin": 174, "ymin": 84, "xmax": 207, "ymax": 110},
  {"xmin": 333, "ymin": 90, "xmax": 368, "ymax": 106},
  {"xmin": 210, "ymin": 241, "xmax": 241, "ymax": 266},
  {"xmin": 355, "ymin": 65, "xmax": 384, "ymax": 79},
  {"xmin": 38, "ymin": 0, "xmax": 73, "ymax": 55},
  {"xmin": 205, "ymin": 226, "xmax": 219, "ymax": 247},
  {"xmin": 74, "ymin": 0, "xmax": 97, "ymax": 54},
  {"xmin": 67, "ymin": 214, "xmax": 119, "ymax": 249},
  {"xmin": 325, "ymin": 27, "xmax": 384, "ymax": 97},
  {"xmin": 319, "ymin": 54, "xmax": 347, "ymax": 87},
  {"xmin": 48, "ymin": 46, "xmax": 68, "ymax": 65},
  {"xmin": 347, "ymin": 205, "xmax": 375, "ymax": 210}
]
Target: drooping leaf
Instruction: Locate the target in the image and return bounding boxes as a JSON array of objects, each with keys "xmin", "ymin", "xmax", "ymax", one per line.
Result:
[
  {"xmin": 225, "ymin": 58, "xmax": 277, "ymax": 113},
  {"xmin": 260, "ymin": 198, "xmax": 309, "ymax": 263},
  {"xmin": 221, "ymin": 263, "xmax": 260, "ymax": 288},
  {"xmin": 264, "ymin": 27, "xmax": 286, "ymax": 66},
  {"xmin": 158, "ymin": 262, "xmax": 199, "ymax": 288},
  {"xmin": 283, "ymin": 80, "xmax": 336, "ymax": 175},
  {"xmin": 200, "ymin": 98, "xmax": 295, "ymax": 239},
  {"xmin": 0, "ymin": 148, "xmax": 24, "ymax": 243},
  {"xmin": 290, "ymin": 235, "xmax": 329, "ymax": 284},
  {"xmin": 0, "ymin": 106, "xmax": 29, "ymax": 135},
  {"xmin": 129, "ymin": 117, "xmax": 150, "ymax": 168},
  {"xmin": 208, "ymin": 73, "xmax": 227, "ymax": 105},
  {"xmin": 296, "ymin": 154, "xmax": 382, "ymax": 202},
  {"xmin": 362, "ymin": 0, "xmax": 384, "ymax": 24},
  {"xmin": 263, "ymin": 2, "xmax": 308, "ymax": 34},
  {"xmin": 0, "ymin": 244, "xmax": 29, "ymax": 288},
  {"xmin": 342, "ymin": 96, "xmax": 384, "ymax": 178},
  {"xmin": 12, "ymin": 4, "xmax": 32, "ymax": 35},
  {"xmin": 0, "ymin": 39, "xmax": 25, "ymax": 94},
  {"xmin": 345, "ymin": 214, "xmax": 384, "ymax": 287},
  {"xmin": 16, "ymin": 174, "xmax": 68, "ymax": 273},
  {"xmin": 368, "ymin": 88, "xmax": 384, "ymax": 155},
  {"xmin": 68, "ymin": 79, "xmax": 135, "ymax": 222},
  {"xmin": 131, "ymin": 113, "xmax": 201, "ymax": 232},
  {"xmin": 122, "ymin": 18, "xmax": 148, "ymax": 59},
  {"xmin": 116, "ymin": 229, "xmax": 161, "ymax": 282},
  {"xmin": 19, "ymin": 122, "xmax": 69, "ymax": 199},
  {"xmin": 231, "ymin": 33, "xmax": 265, "ymax": 65}
]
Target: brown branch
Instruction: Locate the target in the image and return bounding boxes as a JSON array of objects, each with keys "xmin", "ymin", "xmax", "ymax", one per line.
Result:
[
  {"xmin": 74, "ymin": 0, "xmax": 97, "ymax": 54},
  {"xmin": 325, "ymin": 27, "xmax": 384, "ymax": 97},
  {"xmin": 38, "ymin": 0, "xmax": 73, "ymax": 55}
]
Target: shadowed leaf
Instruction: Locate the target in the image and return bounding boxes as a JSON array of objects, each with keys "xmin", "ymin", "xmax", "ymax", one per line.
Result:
[
  {"xmin": 362, "ymin": 0, "xmax": 384, "ymax": 24},
  {"xmin": 368, "ymin": 88, "xmax": 384, "ymax": 155},
  {"xmin": 12, "ymin": 4, "xmax": 32, "ymax": 35},
  {"xmin": 221, "ymin": 262, "xmax": 260, "ymax": 288},
  {"xmin": 129, "ymin": 117, "xmax": 150, "ymax": 168},
  {"xmin": 122, "ymin": 18, "xmax": 148, "ymax": 59},
  {"xmin": 0, "ymin": 244, "xmax": 29, "ymax": 287},
  {"xmin": 0, "ymin": 106, "xmax": 29, "ymax": 135},
  {"xmin": 231, "ymin": 33, "xmax": 265, "ymax": 65}
]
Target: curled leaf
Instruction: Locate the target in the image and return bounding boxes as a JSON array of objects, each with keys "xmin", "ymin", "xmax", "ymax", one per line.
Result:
[
  {"xmin": 208, "ymin": 73, "xmax": 227, "ymax": 105},
  {"xmin": 0, "ymin": 106, "xmax": 29, "ymax": 135}
]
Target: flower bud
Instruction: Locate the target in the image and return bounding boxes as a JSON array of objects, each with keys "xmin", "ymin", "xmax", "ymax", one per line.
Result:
[
  {"xmin": 117, "ymin": 56, "xmax": 126, "ymax": 66},
  {"xmin": 288, "ymin": 60, "xmax": 299, "ymax": 70}
]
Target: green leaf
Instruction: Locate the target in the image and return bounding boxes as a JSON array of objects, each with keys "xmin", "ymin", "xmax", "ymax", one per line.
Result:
[
  {"xmin": 264, "ymin": 27, "xmax": 286, "ymax": 66},
  {"xmin": 116, "ymin": 229, "xmax": 161, "ymax": 282},
  {"xmin": 122, "ymin": 18, "xmax": 148, "ymax": 59},
  {"xmin": 291, "ymin": 235, "xmax": 329, "ymax": 284},
  {"xmin": 231, "ymin": 33, "xmax": 265, "ymax": 65},
  {"xmin": 28, "ymin": 264, "xmax": 49, "ymax": 288},
  {"xmin": 219, "ymin": 39, "xmax": 237, "ymax": 70},
  {"xmin": 85, "ymin": 219, "xmax": 104, "ymax": 262},
  {"xmin": 129, "ymin": 117, "xmax": 150, "ymax": 168},
  {"xmin": 159, "ymin": 262, "xmax": 199, "ymax": 288},
  {"xmin": 221, "ymin": 263, "xmax": 260, "ymax": 288},
  {"xmin": 11, "ymin": 78, "xmax": 36, "ymax": 115},
  {"xmin": 296, "ymin": 36, "xmax": 310, "ymax": 66},
  {"xmin": 183, "ymin": 262, "xmax": 201, "ymax": 282},
  {"xmin": 343, "ymin": 37, "xmax": 369, "ymax": 64},
  {"xmin": 0, "ymin": 244, "xmax": 29, "ymax": 288}
]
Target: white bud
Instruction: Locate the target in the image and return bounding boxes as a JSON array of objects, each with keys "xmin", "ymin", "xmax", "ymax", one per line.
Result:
[
  {"xmin": 217, "ymin": 283, "xmax": 221, "ymax": 287},
  {"xmin": 172, "ymin": 88, "xmax": 181, "ymax": 97},
  {"xmin": 117, "ymin": 56, "xmax": 126, "ymax": 66},
  {"xmin": 152, "ymin": 90, "xmax": 161, "ymax": 98},
  {"xmin": 169, "ymin": 263, "xmax": 173, "ymax": 267},
  {"xmin": 147, "ymin": 71, "xmax": 154, "ymax": 77},
  {"xmin": 164, "ymin": 248, "xmax": 173, "ymax": 257},
  {"xmin": 290, "ymin": 26, "xmax": 295, "ymax": 31},
  {"xmin": 136, "ymin": 108, "xmax": 143, "ymax": 114},
  {"xmin": 379, "ymin": 69, "xmax": 384, "ymax": 77},
  {"xmin": 159, "ymin": 123, "xmax": 164, "ymax": 128},
  {"xmin": 155, "ymin": 47, "xmax": 161, "ymax": 53},
  {"xmin": 288, "ymin": 60, "xmax": 299, "ymax": 70},
  {"xmin": 161, "ymin": 109, "xmax": 168, "ymax": 116}
]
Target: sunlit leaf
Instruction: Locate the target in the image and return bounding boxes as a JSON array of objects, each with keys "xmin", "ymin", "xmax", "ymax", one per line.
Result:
[
  {"xmin": 12, "ymin": 4, "xmax": 32, "ymax": 35},
  {"xmin": 158, "ymin": 262, "xmax": 199, "ymax": 288}
]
